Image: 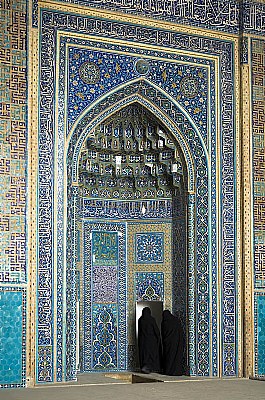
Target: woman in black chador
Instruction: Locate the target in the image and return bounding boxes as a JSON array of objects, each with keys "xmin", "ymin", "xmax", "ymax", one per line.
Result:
[
  {"xmin": 161, "ymin": 310, "xmax": 184, "ymax": 376},
  {"xmin": 138, "ymin": 307, "xmax": 161, "ymax": 374}
]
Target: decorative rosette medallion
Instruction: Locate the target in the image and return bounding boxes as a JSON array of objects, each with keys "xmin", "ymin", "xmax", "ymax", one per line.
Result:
[
  {"xmin": 180, "ymin": 76, "xmax": 199, "ymax": 98},
  {"xmin": 134, "ymin": 59, "xmax": 150, "ymax": 75},
  {"xmin": 79, "ymin": 61, "xmax": 100, "ymax": 84}
]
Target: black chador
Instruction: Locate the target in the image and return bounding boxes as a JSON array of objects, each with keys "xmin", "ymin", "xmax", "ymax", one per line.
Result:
[
  {"xmin": 161, "ymin": 310, "xmax": 184, "ymax": 376},
  {"xmin": 138, "ymin": 307, "xmax": 161, "ymax": 373}
]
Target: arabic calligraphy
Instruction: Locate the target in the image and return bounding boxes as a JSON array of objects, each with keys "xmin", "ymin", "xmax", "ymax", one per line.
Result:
[{"xmin": 34, "ymin": 0, "xmax": 265, "ymax": 34}]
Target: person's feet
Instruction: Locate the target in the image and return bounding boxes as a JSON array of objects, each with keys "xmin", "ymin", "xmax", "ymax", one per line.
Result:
[{"xmin": 141, "ymin": 365, "xmax": 151, "ymax": 374}]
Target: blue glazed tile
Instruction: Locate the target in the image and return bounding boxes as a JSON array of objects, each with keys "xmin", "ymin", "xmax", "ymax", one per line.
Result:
[
  {"xmin": 135, "ymin": 233, "xmax": 164, "ymax": 263},
  {"xmin": 92, "ymin": 231, "xmax": 119, "ymax": 267},
  {"xmin": 0, "ymin": 291, "xmax": 23, "ymax": 385},
  {"xmin": 257, "ymin": 295, "xmax": 265, "ymax": 375},
  {"xmin": 92, "ymin": 304, "xmax": 118, "ymax": 369},
  {"xmin": 135, "ymin": 272, "xmax": 164, "ymax": 301}
]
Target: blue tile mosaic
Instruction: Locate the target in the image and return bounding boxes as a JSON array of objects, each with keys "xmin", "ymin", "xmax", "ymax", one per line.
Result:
[
  {"xmin": 135, "ymin": 232, "xmax": 164, "ymax": 264},
  {"xmin": 92, "ymin": 304, "xmax": 118, "ymax": 369},
  {"xmin": 252, "ymin": 39, "xmax": 265, "ymax": 377},
  {"xmin": 92, "ymin": 231, "xmax": 119, "ymax": 267},
  {"xmin": 92, "ymin": 266, "xmax": 118, "ymax": 303},
  {"xmin": 68, "ymin": 47, "xmax": 208, "ymax": 136},
  {"xmin": 1, "ymin": 0, "xmax": 264, "ymax": 388},
  {"xmin": 257, "ymin": 296, "xmax": 265, "ymax": 375},
  {"xmin": 135, "ymin": 272, "xmax": 164, "ymax": 301},
  {"xmin": 38, "ymin": 346, "xmax": 53, "ymax": 382},
  {"xmin": 82, "ymin": 199, "xmax": 173, "ymax": 219},
  {"xmin": 252, "ymin": 39, "xmax": 265, "ymax": 289},
  {"xmin": 0, "ymin": 0, "xmax": 27, "ymax": 286}
]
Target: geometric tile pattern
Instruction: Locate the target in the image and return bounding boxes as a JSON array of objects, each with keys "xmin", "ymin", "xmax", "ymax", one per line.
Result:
[
  {"xmin": 127, "ymin": 221, "xmax": 172, "ymax": 371},
  {"xmin": 62, "ymin": 40, "xmax": 216, "ymax": 379},
  {"xmin": 252, "ymin": 38, "xmax": 265, "ymax": 378},
  {"xmin": 135, "ymin": 233, "xmax": 164, "ymax": 264},
  {"xmin": 172, "ymin": 218, "xmax": 187, "ymax": 317},
  {"xmin": 65, "ymin": 71, "xmax": 212, "ymax": 376},
  {"xmin": 0, "ymin": 0, "xmax": 263, "ymax": 388},
  {"xmin": 257, "ymin": 295, "xmax": 265, "ymax": 375},
  {"xmin": 173, "ymin": 219, "xmax": 188, "ymax": 375},
  {"xmin": 64, "ymin": 189, "xmax": 78, "ymax": 382},
  {"xmin": 0, "ymin": 0, "xmax": 26, "ymax": 284},
  {"xmin": 58, "ymin": 23, "xmax": 236, "ymax": 376},
  {"xmin": 252, "ymin": 39, "xmax": 265, "ymax": 289},
  {"xmin": 171, "ymin": 189, "xmax": 187, "ymax": 364},
  {"xmin": 0, "ymin": 287, "xmax": 26, "ymax": 388},
  {"xmin": 38, "ymin": 346, "xmax": 53, "ymax": 383},
  {"xmin": 0, "ymin": 0, "xmax": 27, "ymax": 389}
]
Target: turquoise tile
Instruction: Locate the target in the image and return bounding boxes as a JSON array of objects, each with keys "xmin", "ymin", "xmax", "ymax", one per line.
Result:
[
  {"xmin": 257, "ymin": 295, "xmax": 265, "ymax": 375},
  {"xmin": 0, "ymin": 291, "xmax": 23, "ymax": 384}
]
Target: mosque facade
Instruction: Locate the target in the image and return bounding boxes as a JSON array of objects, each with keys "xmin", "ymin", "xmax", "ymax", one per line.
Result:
[{"xmin": 0, "ymin": 0, "xmax": 265, "ymax": 388}]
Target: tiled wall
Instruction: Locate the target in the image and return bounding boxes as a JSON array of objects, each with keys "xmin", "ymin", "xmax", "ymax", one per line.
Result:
[
  {"xmin": 0, "ymin": 0, "xmax": 27, "ymax": 389},
  {"xmin": 252, "ymin": 39, "xmax": 265, "ymax": 376}
]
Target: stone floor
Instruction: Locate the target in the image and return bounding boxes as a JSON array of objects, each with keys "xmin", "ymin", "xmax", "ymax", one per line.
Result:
[{"xmin": 0, "ymin": 373, "xmax": 264, "ymax": 400}]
